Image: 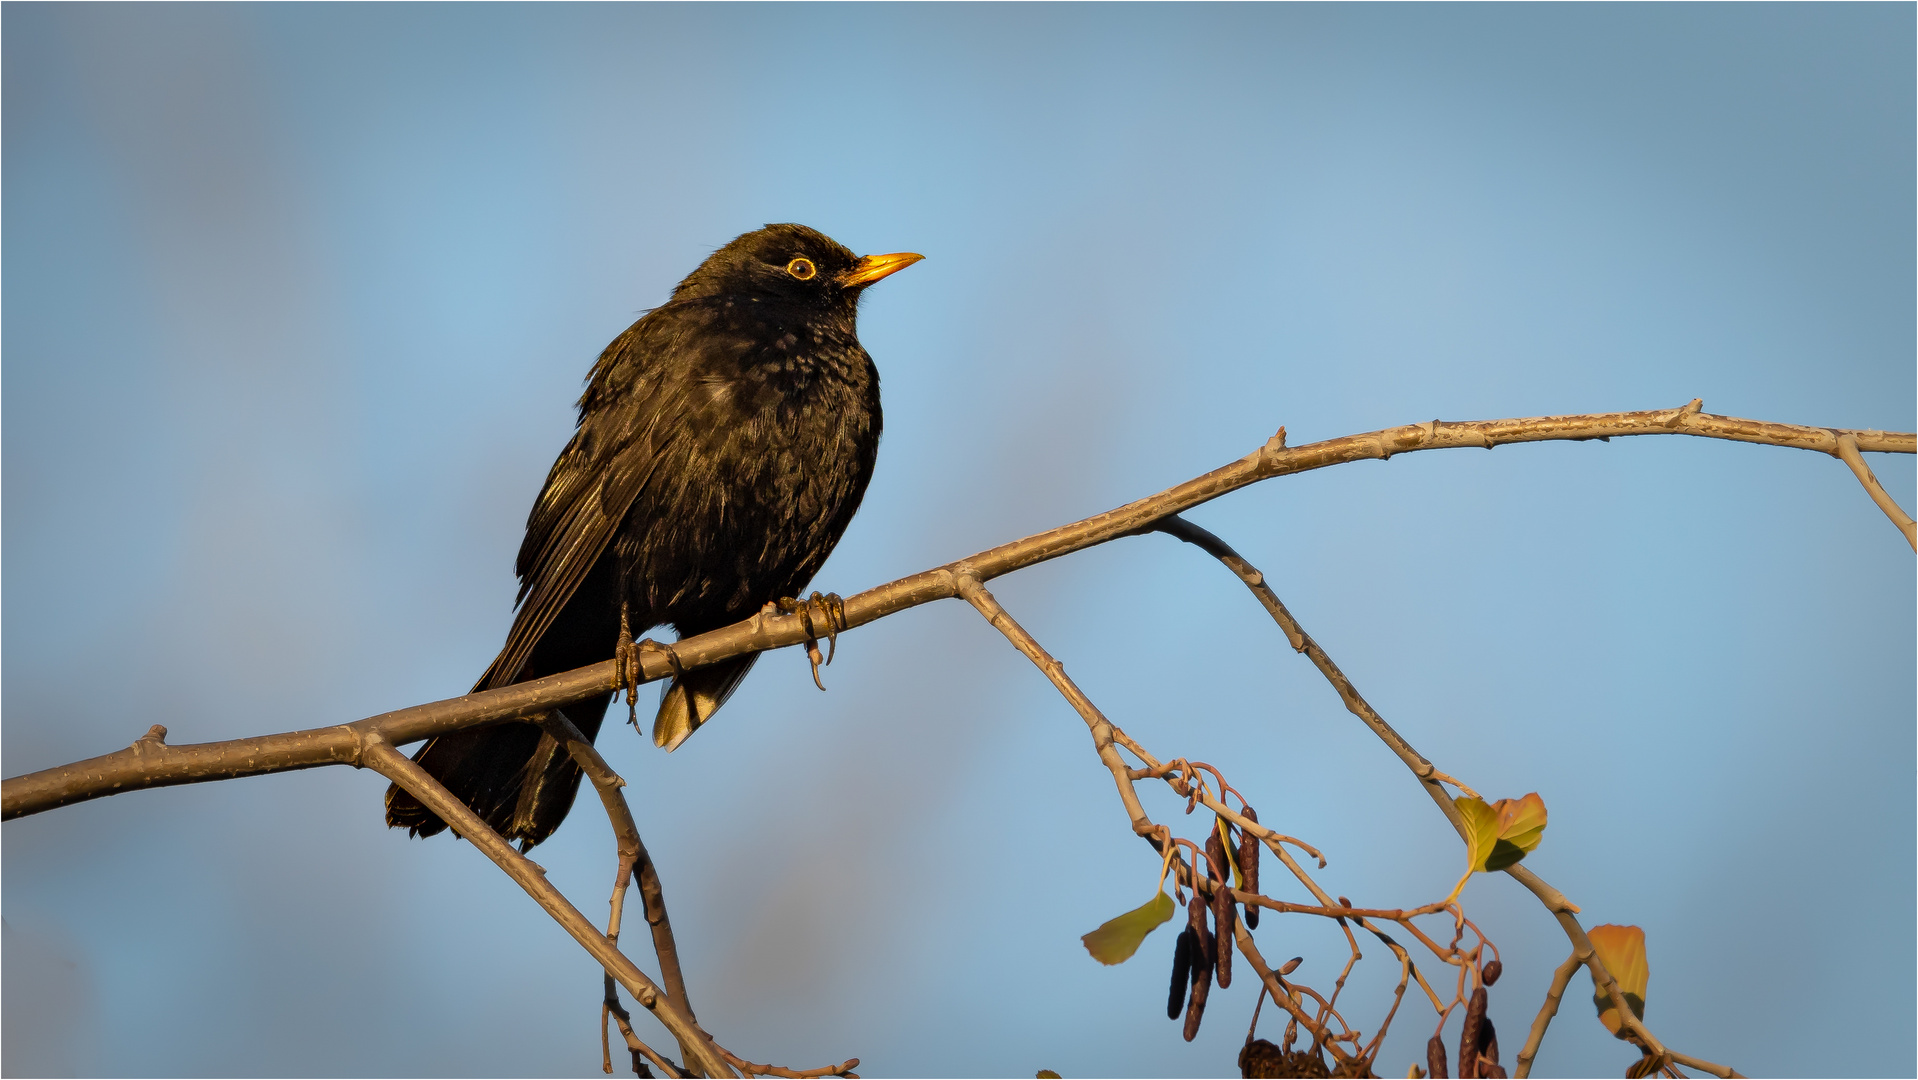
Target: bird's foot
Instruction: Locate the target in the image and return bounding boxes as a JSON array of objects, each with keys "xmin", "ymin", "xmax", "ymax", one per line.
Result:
[
  {"xmin": 614, "ymin": 635, "xmax": 641, "ymax": 727},
  {"xmin": 617, "ymin": 637, "xmax": 687, "ymax": 729},
  {"xmin": 615, "ymin": 604, "xmax": 641, "ymax": 727},
  {"xmin": 773, "ymin": 592, "xmax": 847, "ymax": 691}
]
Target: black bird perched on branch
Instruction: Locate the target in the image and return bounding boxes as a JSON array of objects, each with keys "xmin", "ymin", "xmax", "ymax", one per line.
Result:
[{"xmin": 386, "ymin": 224, "xmax": 921, "ymax": 848}]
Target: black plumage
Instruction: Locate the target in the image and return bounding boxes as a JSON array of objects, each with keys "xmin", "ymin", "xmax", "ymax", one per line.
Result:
[{"xmin": 386, "ymin": 223, "xmax": 920, "ymax": 848}]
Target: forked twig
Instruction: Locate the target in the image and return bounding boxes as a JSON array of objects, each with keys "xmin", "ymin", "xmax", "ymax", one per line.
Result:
[
  {"xmin": 359, "ymin": 732, "xmax": 737, "ymax": 1078},
  {"xmin": 1152, "ymin": 514, "xmax": 1743, "ymax": 1078},
  {"xmin": 534, "ymin": 710, "xmax": 703, "ymax": 1066},
  {"xmin": 953, "ymin": 570, "xmax": 1363, "ymax": 1068},
  {"xmin": 1835, "ymin": 432, "xmax": 1917, "ymax": 550}
]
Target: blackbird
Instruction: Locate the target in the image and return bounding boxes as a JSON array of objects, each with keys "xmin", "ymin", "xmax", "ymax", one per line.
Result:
[{"xmin": 385, "ymin": 223, "xmax": 921, "ymax": 848}]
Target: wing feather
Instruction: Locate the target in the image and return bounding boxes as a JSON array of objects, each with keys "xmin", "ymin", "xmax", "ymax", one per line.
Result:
[{"xmin": 474, "ymin": 314, "xmax": 700, "ymax": 691}]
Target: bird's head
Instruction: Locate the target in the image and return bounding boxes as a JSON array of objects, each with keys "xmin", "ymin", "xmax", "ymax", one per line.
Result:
[{"xmin": 670, "ymin": 223, "xmax": 922, "ymax": 312}]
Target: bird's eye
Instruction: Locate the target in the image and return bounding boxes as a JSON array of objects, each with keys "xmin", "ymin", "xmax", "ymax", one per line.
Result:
[{"xmin": 786, "ymin": 257, "xmax": 817, "ymax": 281}]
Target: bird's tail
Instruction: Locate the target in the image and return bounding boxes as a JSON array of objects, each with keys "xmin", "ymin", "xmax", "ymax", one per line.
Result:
[
  {"xmin": 383, "ymin": 691, "xmax": 612, "ymax": 848},
  {"xmin": 653, "ymin": 653, "xmax": 758, "ymax": 752}
]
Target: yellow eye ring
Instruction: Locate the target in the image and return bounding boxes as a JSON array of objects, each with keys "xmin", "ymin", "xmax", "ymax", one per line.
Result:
[{"xmin": 786, "ymin": 257, "xmax": 817, "ymax": 280}]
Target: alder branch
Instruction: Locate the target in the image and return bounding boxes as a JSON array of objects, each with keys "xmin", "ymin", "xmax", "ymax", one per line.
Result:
[
  {"xmin": 532, "ymin": 711, "xmax": 701, "ymax": 1068},
  {"xmin": 7, "ymin": 403, "xmax": 1909, "ymax": 821},
  {"xmin": 1835, "ymin": 433, "xmax": 1917, "ymax": 550},
  {"xmin": 1514, "ymin": 954, "xmax": 1581, "ymax": 1077},
  {"xmin": 361, "ymin": 731, "xmax": 737, "ymax": 1079},
  {"xmin": 1151, "ymin": 515, "xmax": 1745, "ymax": 1078},
  {"xmin": 953, "ymin": 572, "xmax": 1368, "ymax": 1067}
]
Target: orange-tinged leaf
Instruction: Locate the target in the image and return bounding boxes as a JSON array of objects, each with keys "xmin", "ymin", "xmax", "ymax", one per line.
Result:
[
  {"xmin": 1081, "ymin": 891, "xmax": 1176, "ymax": 966},
  {"xmin": 1458, "ymin": 793, "xmax": 1549, "ymax": 874},
  {"xmin": 1493, "ymin": 793, "xmax": 1547, "ymax": 856},
  {"xmin": 1588, "ymin": 924, "xmax": 1648, "ymax": 1037}
]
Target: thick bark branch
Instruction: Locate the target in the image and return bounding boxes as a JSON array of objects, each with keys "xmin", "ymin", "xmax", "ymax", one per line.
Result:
[{"xmin": 7, "ymin": 403, "xmax": 1909, "ymax": 819}]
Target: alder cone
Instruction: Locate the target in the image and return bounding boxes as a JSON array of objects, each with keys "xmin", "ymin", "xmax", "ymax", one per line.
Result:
[
  {"xmin": 1182, "ymin": 960, "xmax": 1211, "ymax": 1041},
  {"xmin": 1478, "ymin": 1016, "xmax": 1503, "ymax": 1079},
  {"xmin": 1167, "ymin": 928, "xmax": 1194, "ymax": 1019},
  {"xmin": 1458, "ymin": 987, "xmax": 1488, "ymax": 1079},
  {"xmin": 1426, "ymin": 1034, "xmax": 1449, "ymax": 1078},
  {"xmin": 1207, "ymin": 827, "xmax": 1235, "ymax": 988},
  {"xmin": 1239, "ymin": 1039, "xmax": 1331, "ymax": 1078},
  {"xmin": 1188, "ymin": 889, "xmax": 1217, "ymax": 973},
  {"xmin": 1183, "ymin": 891, "xmax": 1214, "ymax": 1041},
  {"xmin": 1481, "ymin": 959, "xmax": 1502, "ymax": 987},
  {"xmin": 1239, "ymin": 806, "xmax": 1262, "ymax": 929}
]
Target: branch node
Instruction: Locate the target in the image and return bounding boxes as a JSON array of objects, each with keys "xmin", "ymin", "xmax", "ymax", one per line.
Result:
[
  {"xmin": 1260, "ymin": 426, "xmax": 1288, "ymax": 462},
  {"xmin": 1834, "ymin": 432, "xmax": 1918, "ymax": 550},
  {"xmin": 1666, "ymin": 398, "xmax": 1704, "ymax": 427}
]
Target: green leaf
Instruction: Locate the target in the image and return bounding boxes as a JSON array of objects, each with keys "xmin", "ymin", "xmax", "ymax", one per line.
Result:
[{"xmin": 1080, "ymin": 891, "xmax": 1176, "ymax": 965}]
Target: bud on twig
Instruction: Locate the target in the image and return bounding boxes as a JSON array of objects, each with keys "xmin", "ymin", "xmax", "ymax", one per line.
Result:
[
  {"xmin": 1481, "ymin": 959, "xmax": 1502, "ymax": 988},
  {"xmin": 1167, "ymin": 928, "xmax": 1194, "ymax": 1020},
  {"xmin": 1280, "ymin": 956, "xmax": 1303, "ymax": 976},
  {"xmin": 1239, "ymin": 806, "xmax": 1261, "ymax": 930},
  {"xmin": 1426, "ymin": 1034, "xmax": 1449, "ymax": 1078}
]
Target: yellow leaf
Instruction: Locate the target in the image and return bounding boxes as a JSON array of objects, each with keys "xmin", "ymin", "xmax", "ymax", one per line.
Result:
[
  {"xmin": 1216, "ymin": 816, "xmax": 1244, "ymax": 889},
  {"xmin": 1081, "ymin": 891, "xmax": 1176, "ymax": 965},
  {"xmin": 1458, "ymin": 796, "xmax": 1499, "ymax": 874},
  {"xmin": 1458, "ymin": 793, "xmax": 1548, "ymax": 874},
  {"xmin": 1587, "ymin": 924, "xmax": 1648, "ymax": 1037}
]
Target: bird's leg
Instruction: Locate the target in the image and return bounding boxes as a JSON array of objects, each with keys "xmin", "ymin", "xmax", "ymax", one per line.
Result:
[
  {"xmin": 615, "ymin": 601, "xmax": 641, "ymax": 728},
  {"xmin": 773, "ymin": 592, "xmax": 848, "ymax": 691}
]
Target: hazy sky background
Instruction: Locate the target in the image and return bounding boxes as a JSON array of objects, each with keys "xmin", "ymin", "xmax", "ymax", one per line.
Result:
[{"xmin": 4, "ymin": 4, "xmax": 1912, "ymax": 1077}]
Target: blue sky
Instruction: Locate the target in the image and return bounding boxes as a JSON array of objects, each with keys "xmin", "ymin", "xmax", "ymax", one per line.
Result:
[{"xmin": 4, "ymin": 4, "xmax": 1912, "ymax": 1077}]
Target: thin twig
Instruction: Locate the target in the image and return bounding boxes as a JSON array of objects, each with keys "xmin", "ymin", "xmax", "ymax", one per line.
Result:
[
  {"xmin": 1834, "ymin": 432, "xmax": 1917, "ymax": 550},
  {"xmin": 1514, "ymin": 954, "xmax": 1581, "ymax": 1077},
  {"xmin": 607, "ymin": 998, "xmax": 685, "ymax": 1078},
  {"xmin": 954, "ymin": 570, "xmax": 1364, "ymax": 1067},
  {"xmin": 715, "ymin": 1049, "xmax": 861, "ymax": 1078},
  {"xmin": 9, "ymin": 404, "xmax": 1909, "ymax": 820},
  {"xmin": 1668, "ymin": 1050, "xmax": 1744, "ymax": 1079},
  {"xmin": 1153, "ymin": 514, "xmax": 1737, "ymax": 1073},
  {"xmin": 534, "ymin": 710, "xmax": 702, "ymax": 1065},
  {"xmin": 359, "ymin": 732, "xmax": 736, "ymax": 1078},
  {"xmin": 1231, "ymin": 917, "xmax": 1362, "ymax": 1068},
  {"xmin": 953, "ymin": 571, "xmax": 1153, "ymax": 835}
]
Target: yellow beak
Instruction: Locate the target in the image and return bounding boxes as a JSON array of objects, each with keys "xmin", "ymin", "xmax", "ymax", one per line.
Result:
[{"xmin": 840, "ymin": 251, "xmax": 924, "ymax": 289}]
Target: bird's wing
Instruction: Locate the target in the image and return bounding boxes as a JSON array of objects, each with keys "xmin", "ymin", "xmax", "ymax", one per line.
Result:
[{"xmin": 474, "ymin": 315, "xmax": 702, "ymax": 692}]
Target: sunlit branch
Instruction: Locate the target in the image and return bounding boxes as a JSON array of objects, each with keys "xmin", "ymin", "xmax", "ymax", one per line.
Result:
[
  {"xmin": 360, "ymin": 732, "xmax": 737, "ymax": 1077},
  {"xmin": 1836, "ymin": 432, "xmax": 1917, "ymax": 550},
  {"xmin": 9, "ymin": 403, "xmax": 1907, "ymax": 820},
  {"xmin": 1152, "ymin": 513, "xmax": 1747, "ymax": 1075}
]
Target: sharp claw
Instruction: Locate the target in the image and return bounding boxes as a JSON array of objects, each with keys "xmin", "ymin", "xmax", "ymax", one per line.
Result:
[
  {"xmin": 778, "ymin": 592, "xmax": 845, "ymax": 690},
  {"xmin": 806, "ymin": 591, "xmax": 842, "ymax": 667},
  {"xmin": 806, "ymin": 640, "xmax": 827, "ymax": 691}
]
